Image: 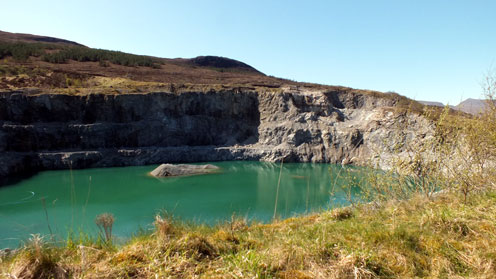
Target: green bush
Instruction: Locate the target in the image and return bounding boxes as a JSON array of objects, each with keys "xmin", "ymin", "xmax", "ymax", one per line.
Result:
[
  {"xmin": 0, "ymin": 41, "xmax": 160, "ymax": 68},
  {"xmin": 42, "ymin": 46, "xmax": 159, "ymax": 68},
  {"xmin": 0, "ymin": 42, "xmax": 49, "ymax": 61}
]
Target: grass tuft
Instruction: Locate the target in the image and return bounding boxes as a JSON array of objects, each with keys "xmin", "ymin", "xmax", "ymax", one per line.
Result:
[{"xmin": 330, "ymin": 207, "xmax": 354, "ymax": 221}]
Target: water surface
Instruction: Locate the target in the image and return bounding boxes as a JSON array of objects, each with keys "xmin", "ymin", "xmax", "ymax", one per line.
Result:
[{"xmin": 0, "ymin": 161, "xmax": 361, "ymax": 248}]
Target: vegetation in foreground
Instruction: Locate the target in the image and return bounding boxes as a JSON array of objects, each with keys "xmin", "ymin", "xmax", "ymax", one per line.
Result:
[{"xmin": 0, "ymin": 190, "xmax": 495, "ymax": 279}]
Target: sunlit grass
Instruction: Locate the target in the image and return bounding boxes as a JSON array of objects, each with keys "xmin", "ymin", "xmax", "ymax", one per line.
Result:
[{"xmin": 1, "ymin": 189, "xmax": 495, "ymax": 278}]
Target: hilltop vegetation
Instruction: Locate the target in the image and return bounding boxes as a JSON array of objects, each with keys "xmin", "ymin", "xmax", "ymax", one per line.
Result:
[
  {"xmin": 0, "ymin": 30, "xmax": 285, "ymax": 94},
  {"xmin": 0, "ymin": 41, "xmax": 160, "ymax": 68},
  {"xmin": 0, "ymin": 42, "xmax": 50, "ymax": 61},
  {"xmin": 41, "ymin": 46, "xmax": 161, "ymax": 68}
]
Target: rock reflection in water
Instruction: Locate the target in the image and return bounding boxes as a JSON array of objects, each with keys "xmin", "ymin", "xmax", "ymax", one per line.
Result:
[{"xmin": 0, "ymin": 161, "xmax": 363, "ymax": 248}]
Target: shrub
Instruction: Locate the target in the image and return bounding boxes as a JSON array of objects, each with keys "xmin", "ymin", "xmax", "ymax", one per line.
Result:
[
  {"xmin": 0, "ymin": 41, "xmax": 160, "ymax": 68},
  {"xmin": 42, "ymin": 46, "xmax": 160, "ymax": 68},
  {"xmin": 0, "ymin": 42, "xmax": 48, "ymax": 61},
  {"xmin": 335, "ymin": 72, "xmax": 496, "ymax": 204}
]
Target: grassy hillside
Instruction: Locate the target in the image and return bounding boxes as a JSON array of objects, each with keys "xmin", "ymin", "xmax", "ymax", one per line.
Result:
[{"xmin": 0, "ymin": 30, "xmax": 287, "ymax": 92}]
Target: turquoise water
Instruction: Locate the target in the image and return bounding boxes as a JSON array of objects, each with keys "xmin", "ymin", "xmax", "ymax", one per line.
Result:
[{"xmin": 0, "ymin": 161, "xmax": 360, "ymax": 248}]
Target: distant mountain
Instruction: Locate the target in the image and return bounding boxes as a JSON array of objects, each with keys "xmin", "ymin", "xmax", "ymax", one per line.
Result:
[
  {"xmin": 189, "ymin": 56, "xmax": 262, "ymax": 74},
  {"xmin": 418, "ymin": 100, "xmax": 445, "ymax": 107},
  {"xmin": 418, "ymin": 98, "xmax": 492, "ymax": 115},
  {"xmin": 455, "ymin": 98, "xmax": 487, "ymax": 115}
]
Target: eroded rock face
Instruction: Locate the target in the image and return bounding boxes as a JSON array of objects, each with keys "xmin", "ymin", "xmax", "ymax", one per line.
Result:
[
  {"xmin": 0, "ymin": 88, "xmax": 433, "ymax": 179},
  {"xmin": 150, "ymin": 164, "xmax": 219, "ymax": 177}
]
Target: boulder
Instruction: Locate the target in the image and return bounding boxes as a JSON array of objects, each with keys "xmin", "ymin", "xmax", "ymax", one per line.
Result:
[{"xmin": 150, "ymin": 163, "xmax": 220, "ymax": 177}]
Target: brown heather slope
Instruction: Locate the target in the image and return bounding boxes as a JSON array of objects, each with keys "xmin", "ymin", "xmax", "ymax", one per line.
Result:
[
  {"xmin": 1, "ymin": 30, "xmax": 406, "ymax": 97},
  {"xmin": 0, "ymin": 30, "xmax": 299, "ymax": 91},
  {"xmin": 1, "ymin": 30, "xmax": 441, "ymax": 108},
  {"xmin": 0, "ymin": 30, "xmax": 84, "ymax": 46},
  {"xmin": 0, "ymin": 31, "xmax": 433, "ymax": 112}
]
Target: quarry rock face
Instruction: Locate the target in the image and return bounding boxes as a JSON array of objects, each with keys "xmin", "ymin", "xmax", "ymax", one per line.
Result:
[{"xmin": 0, "ymin": 89, "xmax": 432, "ymax": 179}]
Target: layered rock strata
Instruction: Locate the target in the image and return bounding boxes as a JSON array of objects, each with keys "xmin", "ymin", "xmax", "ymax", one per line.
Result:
[{"xmin": 0, "ymin": 88, "xmax": 432, "ymax": 180}]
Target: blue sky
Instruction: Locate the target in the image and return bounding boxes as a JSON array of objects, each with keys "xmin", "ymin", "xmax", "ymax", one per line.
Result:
[{"xmin": 2, "ymin": 0, "xmax": 495, "ymax": 105}]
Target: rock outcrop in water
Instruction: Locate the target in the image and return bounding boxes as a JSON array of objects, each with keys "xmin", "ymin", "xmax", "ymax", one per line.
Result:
[
  {"xmin": 0, "ymin": 87, "xmax": 432, "ymax": 179},
  {"xmin": 150, "ymin": 164, "xmax": 219, "ymax": 177}
]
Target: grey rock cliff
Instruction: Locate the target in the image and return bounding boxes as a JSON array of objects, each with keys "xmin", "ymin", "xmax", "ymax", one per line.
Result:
[{"xmin": 0, "ymin": 88, "xmax": 432, "ymax": 180}]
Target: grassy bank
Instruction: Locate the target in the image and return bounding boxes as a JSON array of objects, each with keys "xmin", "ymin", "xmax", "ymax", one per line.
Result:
[{"xmin": 1, "ymin": 189, "xmax": 495, "ymax": 278}]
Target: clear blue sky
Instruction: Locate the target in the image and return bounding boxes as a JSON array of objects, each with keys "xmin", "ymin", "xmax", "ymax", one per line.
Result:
[{"xmin": 2, "ymin": 0, "xmax": 495, "ymax": 105}]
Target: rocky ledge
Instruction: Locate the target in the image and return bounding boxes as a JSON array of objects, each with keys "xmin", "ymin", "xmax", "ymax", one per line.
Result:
[{"xmin": 0, "ymin": 87, "xmax": 432, "ymax": 182}]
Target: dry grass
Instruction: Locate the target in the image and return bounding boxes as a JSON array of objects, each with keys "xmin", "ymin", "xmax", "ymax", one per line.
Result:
[{"xmin": 2, "ymin": 190, "xmax": 496, "ymax": 278}]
